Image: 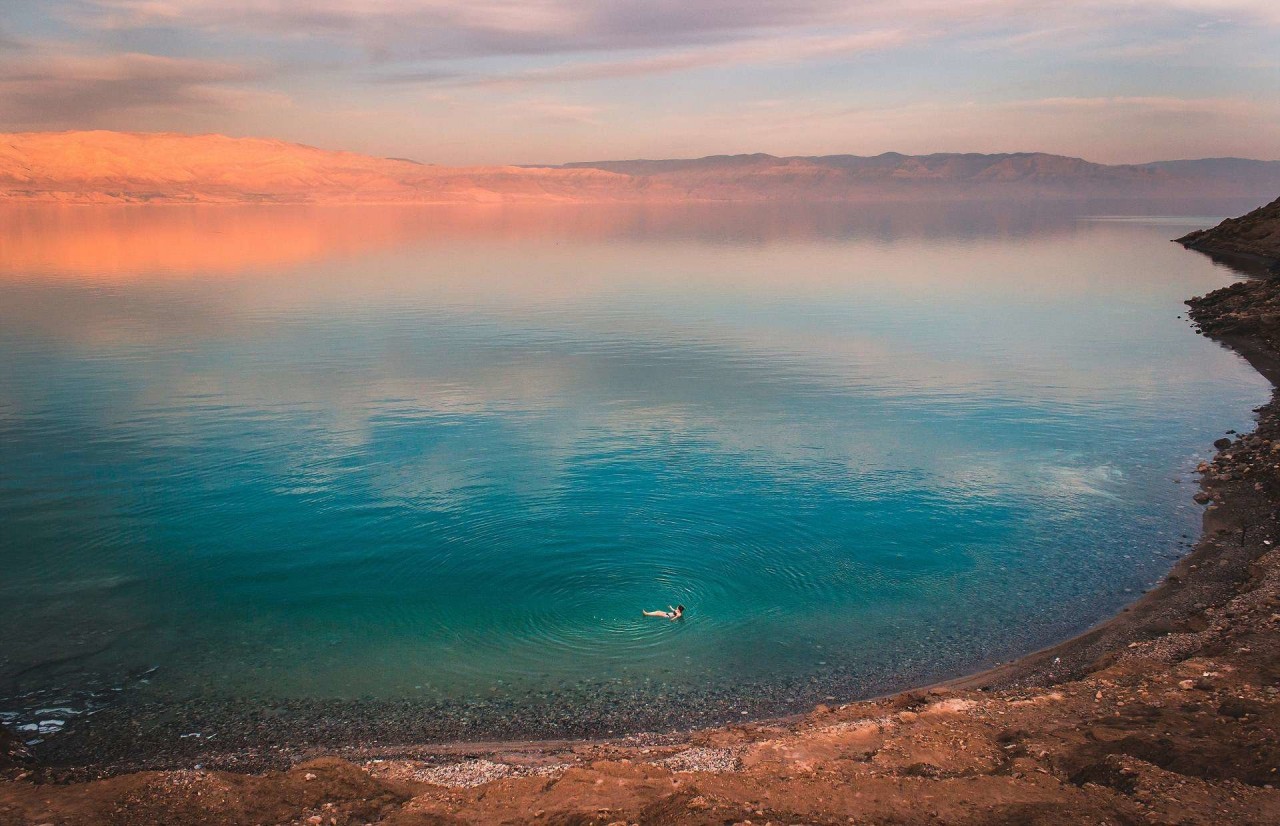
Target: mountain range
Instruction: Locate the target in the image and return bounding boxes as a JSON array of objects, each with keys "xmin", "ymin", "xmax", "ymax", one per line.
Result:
[{"xmin": 2, "ymin": 131, "xmax": 1278, "ymax": 204}]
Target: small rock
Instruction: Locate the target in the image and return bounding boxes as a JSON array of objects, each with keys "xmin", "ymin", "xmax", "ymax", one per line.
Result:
[
  {"xmin": 304, "ymin": 772, "xmax": 317, "ymax": 781},
  {"xmin": 1218, "ymin": 700, "xmax": 1251, "ymax": 719}
]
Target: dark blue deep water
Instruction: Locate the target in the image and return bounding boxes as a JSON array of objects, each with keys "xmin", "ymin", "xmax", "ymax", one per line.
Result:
[{"xmin": 0, "ymin": 201, "xmax": 1270, "ymax": 748}]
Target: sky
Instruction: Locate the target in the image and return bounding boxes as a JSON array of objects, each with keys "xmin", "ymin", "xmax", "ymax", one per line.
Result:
[{"xmin": 1, "ymin": 1, "xmax": 1278, "ymax": 166}]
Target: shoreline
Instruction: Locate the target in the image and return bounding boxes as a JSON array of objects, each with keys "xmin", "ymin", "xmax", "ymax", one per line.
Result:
[{"xmin": 4, "ymin": 234, "xmax": 1280, "ymax": 822}]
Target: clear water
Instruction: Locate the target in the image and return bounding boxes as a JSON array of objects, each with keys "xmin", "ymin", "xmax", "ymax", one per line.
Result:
[{"xmin": 0, "ymin": 200, "xmax": 1270, "ymax": 747}]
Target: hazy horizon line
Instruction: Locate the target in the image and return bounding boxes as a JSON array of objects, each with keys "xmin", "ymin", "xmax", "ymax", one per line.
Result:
[{"xmin": 5, "ymin": 128, "xmax": 1280, "ymax": 169}]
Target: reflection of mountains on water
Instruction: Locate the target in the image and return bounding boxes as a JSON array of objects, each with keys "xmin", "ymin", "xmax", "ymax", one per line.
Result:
[{"xmin": 0, "ymin": 198, "xmax": 1262, "ymax": 280}]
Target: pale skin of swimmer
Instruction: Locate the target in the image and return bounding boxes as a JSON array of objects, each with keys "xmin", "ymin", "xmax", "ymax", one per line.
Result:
[{"xmin": 643, "ymin": 605, "xmax": 685, "ymax": 620}]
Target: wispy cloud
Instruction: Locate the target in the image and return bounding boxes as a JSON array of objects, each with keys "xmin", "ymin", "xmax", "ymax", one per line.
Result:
[
  {"xmin": 0, "ymin": 50, "xmax": 280, "ymax": 128},
  {"xmin": 2, "ymin": 0, "xmax": 1277, "ymax": 162},
  {"xmin": 372, "ymin": 29, "xmax": 913, "ymax": 87},
  {"xmin": 504, "ymin": 99, "xmax": 605, "ymax": 124},
  {"xmin": 680, "ymin": 93, "xmax": 1280, "ymax": 163},
  {"xmin": 0, "ymin": 27, "xmax": 29, "ymax": 52},
  {"xmin": 726, "ymin": 93, "xmax": 1277, "ymax": 133},
  {"xmin": 1161, "ymin": 0, "xmax": 1280, "ymax": 24},
  {"xmin": 72, "ymin": 0, "xmax": 835, "ymax": 58},
  {"xmin": 1021, "ymin": 95, "xmax": 1260, "ymax": 118},
  {"xmin": 67, "ymin": 1, "xmax": 1280, "ymax": 59}
]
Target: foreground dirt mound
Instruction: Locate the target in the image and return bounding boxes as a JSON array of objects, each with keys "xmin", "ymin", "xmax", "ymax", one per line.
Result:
[
  {"xmin": 3, "ymin": 620, "xmax": 1280, "ymax": 825},
  {"xmin": 0, "ymin": 757, "xmax": 410, "ymax": 826}
]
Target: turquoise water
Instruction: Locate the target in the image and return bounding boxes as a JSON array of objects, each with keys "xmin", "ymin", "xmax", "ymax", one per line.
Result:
[{"xmin": 0, "ymin": 200, "xmax": 1270, "ymax": 751}]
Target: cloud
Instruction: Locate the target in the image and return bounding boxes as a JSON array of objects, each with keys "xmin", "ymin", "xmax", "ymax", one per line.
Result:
[
  {"xmin": 1161, "ymin": 0, "xmax": 1280, "ymax": 23},
  {"xmin": 704, "ymin": 93, "xmax": 1275, "ymax": 132},
  {"xmin": 504, "ymin": 99, "xmax": 605, "ymax": 124},
  {"xmin": 0, "ymin": 27, "xmax": 30, "ymax": 52},
  {"xmin": 69, "ymin": 0, "xmax": 1280, "ymax": 62},
  {"xmin": 0, "ymin": 51, "xmax": 280, "ymax": 128},
  {"xmin": 1020, "ymin": 95, "xmax": 1260, "ymax": 119},
  {"xmin": 372, "ymin": 28, "xmax": 913, "ymax": 87},
  {"xmin": 75, "ymin": 0, "xmax": 853, "ymax": 58},
  {"xmin": 6, "ymin": 0, "xmax": 1277, "ymax": 162},
  {"xmin": 681, "ymin": 94, "xmax": 1280, "ymax": 163}
]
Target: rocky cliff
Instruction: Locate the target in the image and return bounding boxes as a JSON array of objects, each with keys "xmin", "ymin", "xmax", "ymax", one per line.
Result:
[{"xmin": 1178, "ymin": 195, "xmax": 1280, "ymax": 274}]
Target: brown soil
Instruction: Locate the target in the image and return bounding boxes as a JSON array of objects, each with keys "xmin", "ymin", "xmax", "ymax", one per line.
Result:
[{"xmin": 5, "ymin": 231, "xmax": 1280, "ymax": 825}]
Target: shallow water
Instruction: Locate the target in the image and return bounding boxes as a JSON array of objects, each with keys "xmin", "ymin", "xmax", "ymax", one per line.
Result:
[{"xmin": 0, "ymin": 200, "xmax": 1271, "ymax": 747}]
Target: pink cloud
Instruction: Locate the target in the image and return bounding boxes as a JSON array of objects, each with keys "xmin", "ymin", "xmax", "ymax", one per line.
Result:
[
  {"xmin": 674, "ymin": 94, "xmax": 1280, "ymax": 163},
  {"xmin": 72, "ymin": 1, "xmax": 1280, "ymax": 57},
  {"xmin": 375, "ymin": 28, "xmax": 914, "ymax": 87}
]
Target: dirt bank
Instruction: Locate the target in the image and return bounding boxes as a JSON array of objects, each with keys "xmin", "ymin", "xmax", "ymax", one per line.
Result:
[{"xmin": 4, "ymin": 225, "xmax": 1280, "ymax": 824}]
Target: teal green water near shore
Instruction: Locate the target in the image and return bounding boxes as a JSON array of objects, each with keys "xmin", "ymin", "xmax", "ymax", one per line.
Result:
[{"xmin": 0, "ymin": 201, "xmax": 1270, "ymax": 743}]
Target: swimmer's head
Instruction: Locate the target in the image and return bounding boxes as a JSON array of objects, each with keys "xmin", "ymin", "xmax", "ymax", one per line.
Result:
[{"xmin": 676, "ymin": 605, "xmax": 685, "ymax": 613}]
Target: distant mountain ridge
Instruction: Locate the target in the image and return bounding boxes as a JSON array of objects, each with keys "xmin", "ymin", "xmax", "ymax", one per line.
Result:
[
  {"xmin": 561, "ymin": 151, "xmax": 1126, "ymax": 179},
  {"xmin": 0, "ymin": 131, "xmax": 648, "ymax": 205},
  {"xmin": 559, "ymin": 152, "xmax": 1280, "ymax": 198},
  {"xmin": 2, "ymin": 131, "xmax": 1278, "ymax": 204}
]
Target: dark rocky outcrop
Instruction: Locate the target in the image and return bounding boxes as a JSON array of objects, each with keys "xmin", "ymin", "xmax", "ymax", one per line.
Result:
[{"xmin": 1178, "ymin": 195, "xmax": 1280, "ymax": 275}]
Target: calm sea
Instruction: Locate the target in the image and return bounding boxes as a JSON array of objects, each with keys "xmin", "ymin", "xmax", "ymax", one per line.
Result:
[{"xmin": 0, "ymin": 200, "xmax": 1269, "ymax": 755}]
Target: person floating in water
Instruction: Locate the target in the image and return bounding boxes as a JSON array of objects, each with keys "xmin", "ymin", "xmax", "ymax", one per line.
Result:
[{"xmin": 643, "ymin": 605, "xmax": 685, "ymax": 620}]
